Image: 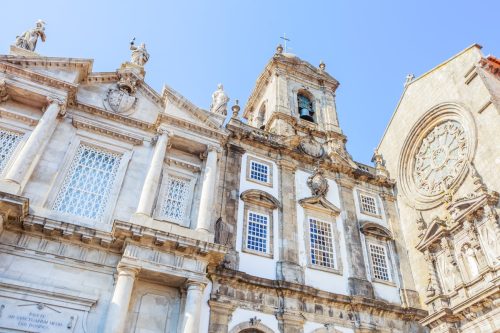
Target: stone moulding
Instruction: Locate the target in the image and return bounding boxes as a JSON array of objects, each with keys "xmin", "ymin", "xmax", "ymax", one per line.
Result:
[
  {"xmin": 240, "ymin": 189, "xmax": 280, "ymax": 209},
  {"xmin": 72, "ymin": 116, "xmax": 145, "ymax": 145},
  {"xmin": 398, "ymin": 102, "xmax": 477, "ymax": 209}
]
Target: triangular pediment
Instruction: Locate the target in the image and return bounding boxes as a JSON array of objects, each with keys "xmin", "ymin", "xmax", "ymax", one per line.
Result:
[
  {"xmin": 299, "ymin": 196, "xmax": 341, "ymax": 216},
  {"xmin": 416, "ymin": 219, "xmax": 447, "ymax": 251}
]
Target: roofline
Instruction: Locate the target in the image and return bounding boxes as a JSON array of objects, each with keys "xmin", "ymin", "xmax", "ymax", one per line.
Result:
[{"xmin": 376, "ymin": 43, "xmax": 483, "ymax": 151}]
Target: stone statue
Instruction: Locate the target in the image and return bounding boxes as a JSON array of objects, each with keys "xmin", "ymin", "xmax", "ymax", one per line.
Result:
[
  {"xmin": 15, "ymin": 20, "xmax": 46, "ymax": 52},
  {"xmin": 129, "ymin": 39, "xmax": 150, "ymax": 66},
  {"xmin": 463, "ymin": 243, "xmax": 480, "ymax": 278},
  {"xmin": 210, "ymin": 84, "xmax": 229, "ymax": 116}
]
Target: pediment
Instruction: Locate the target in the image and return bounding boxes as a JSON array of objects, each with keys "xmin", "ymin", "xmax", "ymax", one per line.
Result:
[
  {"xmin": 359, "ymin": 221, "xmax": 393, "ymax": 240},
  {"xmin": 240, "ymin": 189, "xmax": 280, "ymax": 209},
  {"xmin": 162, "ymin": 84, "xmax": 225, "ymax": 132},
  {"xmin": 0, "ymin": 55, "xmax": 93, "ymax": 84},
  {"xmin": 416, "ymin": 219, "xmax": 447, "ymax": 251},
  {"xmin": 299, "ymin": 196, "xmax": 340, "ymax": 216}
]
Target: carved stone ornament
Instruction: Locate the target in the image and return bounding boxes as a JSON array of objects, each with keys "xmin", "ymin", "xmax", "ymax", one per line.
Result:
[
  {"xmin": 249, "ymin": 316, "xmax": 261, "ymax": 326},
  {"xmin": 298, "ymin": 136, "xmax": 325, "ymax": 158},
  {"xmin": 413, "ymin": 120, "xmax": 468, "ymax": 196},
  {"xmin": 103, "ymin": 76, "xmax": 137, "ymax": 114},
  {"xmin": 0, "ymin": 79, "xmax": 9, "ymax": 102},
  {"xmin": 307, "ymin": 167, "xmax": 329, "ymax": 197},
  {"xmin": 15, "ymin": 20, "xmax": 46, "ymax": 52}
]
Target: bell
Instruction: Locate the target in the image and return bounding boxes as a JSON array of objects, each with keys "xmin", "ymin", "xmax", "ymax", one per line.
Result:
[{"xmin": 299, "ymin": 108, "xmax": 314, "ymax": 122}]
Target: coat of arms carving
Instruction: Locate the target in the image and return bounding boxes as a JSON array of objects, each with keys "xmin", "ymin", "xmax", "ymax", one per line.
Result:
[
  {"xmin": 103, "ymin": 75, "xmax": 138, "ymax": 114},
  {"xmin": 307, "ymin": 167, "xmax": 329, "ymax": 197},
  {"xmin": 298, "ymin": 136, "xmax": 325, "ymax": 158}
]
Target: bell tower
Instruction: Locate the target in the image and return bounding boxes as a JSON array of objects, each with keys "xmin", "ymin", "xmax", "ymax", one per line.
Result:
[{"xmin": 243, "ymin": 45, "xmax": 341, "ymax": 136}]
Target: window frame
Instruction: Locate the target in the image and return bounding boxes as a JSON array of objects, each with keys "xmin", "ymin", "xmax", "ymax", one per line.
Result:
[
  {"xmin": 364, "ymin": 237, "xmax": 396, "ymax": 286},
  {"xmin": 44, "ymin": 132, "xmax": 132, "ymax": 228},
  {"xmin": 357, "ymin": 191, "xmax": 381, "ymax": 218},
  {"xmin": 155, "ymin": 167, "xmax": 197, "ymax": 227},
  {"xmin": 242, "ymin": 204, "xmax": 274, "ymax": 258},
  {"xmin": 0, "ymin": 126, "xmax": 25, "ymax": 176},
  {"xmin": 246, "ymin": 156, "xmax": 273, "ymax": 187},
  {"xmin": 304, "ymin": 215, "xmax": 342, "ymax": 274}
]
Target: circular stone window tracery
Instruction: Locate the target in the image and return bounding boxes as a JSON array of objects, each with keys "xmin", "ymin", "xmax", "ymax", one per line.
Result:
[
  {"xmin": 413, "ymin": 120, "xmax": 468, "ymax": 196},
  {"xmin": 398, "ymin": 103, "xmax": 476, "ymax": 209}
]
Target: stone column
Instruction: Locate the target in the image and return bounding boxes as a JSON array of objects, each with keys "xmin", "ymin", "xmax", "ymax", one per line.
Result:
[
  {"xmin": 180, "ymin": 282, "xmax": 205, "ymax": 333},
  {"xmin": 336, "ymin": 175, "xmax": 374, "ymax": 298},
  {"xmin": 2, "ymin": 97, "xmax": 65, "ymax": 194},
  {"xmin": 276, "ymin": 158, "xmax": 304, "ymax": 284},
  {"xmin": 379, "ymin": 192, "xmax": 420, "ymax": 308},
  {"xmin": 196, "ymin": 145, "xmax": 220, "ymax": 232},
  {"xmin": 103, "ymin": 266, "xmax": 139, "ymax": 333},
  {"xmin": 208, "ymin": 301, "xmax": 235, "ymax": 333},
  {"xmin": 136, "ymin": 125, "xmax": 171, "ymax": 216}
]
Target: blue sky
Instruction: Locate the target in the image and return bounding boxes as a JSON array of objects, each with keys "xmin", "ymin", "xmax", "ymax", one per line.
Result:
[{"xmin": 1, "ymin": 1, "xmax": 498, "ymax": 164}]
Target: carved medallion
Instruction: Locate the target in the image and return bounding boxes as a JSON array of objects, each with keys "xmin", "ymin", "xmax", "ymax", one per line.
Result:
[
  {"xmin": 298, "ymin": 137, "xmax": 325, "ymax": 158},
  {"xmin": 413, "ymin": 121, "xmax": 467, "ymax": 196},
  {"xmin": 104, "ymin": 87, "xmax": 137, "ymax": 114},
  {"xmin": 307, "ymin": 167, "xmax": 329, "ymax": 197}
]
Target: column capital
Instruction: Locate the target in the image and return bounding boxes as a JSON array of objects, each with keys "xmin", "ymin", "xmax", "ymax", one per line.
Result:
[
  {"xmin": 46, "ymin": 96, "xmax": 67, "ymax": 116},
  {"xmin": 336, "ymin": 175, "xmax": 356, "ymax": 189},
  {"xmin": 157, "ymin": 124, "xmax": 173, "ymax": 136},
  {"xmin": 185, "ymin": 280, "xmax": 206, "ymax": 291},
  {"xmin": 117, "ymin": 265, "xmax": 140, "ymax": 278},
  {"xmin": 277, "ymin": 158, "xmax": 296, "ymax": 172}
]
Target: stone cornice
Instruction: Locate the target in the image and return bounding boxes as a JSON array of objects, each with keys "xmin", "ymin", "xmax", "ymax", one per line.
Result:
[
  {"xmin": 74, "ymin": 101, "xmax": 155, "ymax": 131},
  {"xmin": 72, "ymin": 116, "xmax": 145, "ymax": 145},
  {"xmin": 0, "ymin": 106, "xmax": 38, "ymax": 126},
  {"xmin": 209, "ymin": 267, "xmax": 427, "ymax": 320},
  {"xmin": 160, "ymin": 113, "xmax": 227, "ymax": 141}
]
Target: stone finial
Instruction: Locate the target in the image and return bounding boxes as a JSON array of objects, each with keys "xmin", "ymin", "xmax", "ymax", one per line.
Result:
[
  {"xmin": 0, "ymin": 79, "xmax": 9, "ymax": 103},
  {"xmin": 404, "ymin": 73, "xmax": 415, "ymax": 87},
  {"xmin": 319, "ymin": 60, "xmax": 326, "ymax": 71},
  {"xmin": 372, "ymin": 149, "xmax": 389, "ymax": 177},
  {"xmin": 276, "ymin": 44, "xmax": 283, "ymax": 54},
  {"xmin": 231, "ymin": 100, "xmax": 240, "ymax": 119},
  {"xmin": 129, "ymin": 38, "xmax": 150, "ymax": 66},
  {"xmin": 210, "ymin": 84, "xmax": 230, "ymax": 116}
]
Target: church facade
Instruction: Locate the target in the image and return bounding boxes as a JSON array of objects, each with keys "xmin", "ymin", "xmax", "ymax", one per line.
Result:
[{"xmin": 0, "ymin": 21, "xmax": 496, "ymax": 333}]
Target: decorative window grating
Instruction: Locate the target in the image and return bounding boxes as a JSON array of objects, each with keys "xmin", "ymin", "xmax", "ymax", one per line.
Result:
[
  {"xmin": 0, "ymin": 129, "xmax": 22, "ymax": 174},
  {"xmin": 53, "ymin": 145, "xmax": 121, "ymax": 220},
  {"xmin": 250, "ymin": 160, "xmax": 269, "ymax": 183},
  {"xmin": 160, "ymin": 175, "xmax": 190, "ymax": 223},
  {"xmin": 360, "ymin": 193, "xmax": 378, "ymax": 215},
  {"xmin": 247, "ymin": 211, "xmax": 269, "ymax": 253},
  {"xmin": 309, "ymin": 218, "xmax": 336, "ymax": 269},
  {"xmin": 369, "ymin": 243, "xmax": 390, "ymax": 281}
]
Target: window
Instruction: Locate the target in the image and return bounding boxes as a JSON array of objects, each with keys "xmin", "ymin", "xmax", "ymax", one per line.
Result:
[
  {"xmin": 246, "ymin": 211, "xmax": 269, "ymax": 253},
  {"xmin": 359, "ymin": 193, "xmax": 379, "ymax": 216},
  {"xmin": 52, "ymin": 144, "xmax": 121, "ymax": 220},
  {"xmin": 160, "ymin": 175, "xmax": 191, "ymax": 223},
  {"xmin": 0, "ymin": 129, "xmax": 22, "ymax": 174},
  {"xmin": 369, "ymin": 243, "xmax": 390, "ymax": 281},
  {"xmin": 309, "ymin": 217, "xmax": 336, "ymax": 269},
  {"xmin": 249, "ymin": 160, "xmax": 270, "ymax": 184}
]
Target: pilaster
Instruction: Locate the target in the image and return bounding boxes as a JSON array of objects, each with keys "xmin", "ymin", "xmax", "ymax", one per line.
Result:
[
  {"xmin": 277, "ymin": 158, "xmax": 304, "ymax": 284},
  {"xmin": 336, "ymin": 175, "xmax": 374, "ymax": 298},
  {"xmin": 277, "ymin": 311, "xmax": 304, "ymax": 333},
  {"xmin": 208, "ymin": 301, "xmax": 236, "ymax": 333}
]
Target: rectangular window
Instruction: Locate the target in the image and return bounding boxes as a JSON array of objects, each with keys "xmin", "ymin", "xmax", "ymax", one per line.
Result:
[
  {"xmin": 309, "ymin": 218, "xmax": 336, "ymax": 269},
  {"xmin": 53, "ymin": 144, "xmax": 121, "ymax": 220},
  {"xmin": 360, "ymin": 193, "xmax": 378, "ymax": 215},
  {"xmin": 247, "ymin": 211, "xmax": 269, "ymax": 253},
  {"xmin": 249, "ymin": 160, "xmax": 269, "ymax": 183},
  {"xmin": 160, "ymin": 175, "xmax": 190, "ymax": 223},
  {"xmin": 0, "ymin": 129, "xmax": 22, "ymax": 174},
  {"xmin": 369, "ymin": 243, "xmax": 390, "ymax": 281}
]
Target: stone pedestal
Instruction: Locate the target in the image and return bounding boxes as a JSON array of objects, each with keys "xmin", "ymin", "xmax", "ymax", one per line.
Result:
[
  {"xmin": 136, "ymin": 126, "xmax": 171, "ymax": 216},
  {"xmin": 103, "ymin": 266, "xmax": 139, "ymax": 333},
  {"xmin": 180, "ymin": 282, "xmax": 205, "ymax": 333},
  {"xmin": 277, "ymin": 159, "xmax": 304, "ymax": 284},
  {"xmin": 1, "ymin": 97, "xmax": 65, "ymax": 194},
  {"xmin": 196, "ymin": 146, "xmax": 220, "ymax": 232},
  {"xmin": 336, "ymin": 176, "xmax": 374, "ymax": 298}
]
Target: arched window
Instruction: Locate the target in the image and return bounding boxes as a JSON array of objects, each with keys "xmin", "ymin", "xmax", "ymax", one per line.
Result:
[{"xmin": 297, "ymin": 92, "xmax": 314, "ymax": 122}]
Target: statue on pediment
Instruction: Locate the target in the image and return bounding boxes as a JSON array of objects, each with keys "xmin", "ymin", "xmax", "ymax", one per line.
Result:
[
  {"xmin": 129, "ymin": 39, "xmax": 150, "ymax": 66},
  {"xmin": 15, "ymin": 20, "xmax": 46, "ymax": 52},
  {"xmin": 210, "ymin": 84, "xmax": 229, "ymax": 116}
]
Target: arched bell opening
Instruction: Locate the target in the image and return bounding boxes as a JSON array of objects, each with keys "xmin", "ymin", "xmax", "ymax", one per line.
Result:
[{"xmin": 297, "ymin": 91, "xmax": 315, "ymax": 122}]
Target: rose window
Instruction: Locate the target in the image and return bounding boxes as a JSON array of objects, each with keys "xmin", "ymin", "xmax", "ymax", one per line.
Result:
[{"xmin": 413, "ymin": 121, "xmax": 467, "ymax": 195}]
